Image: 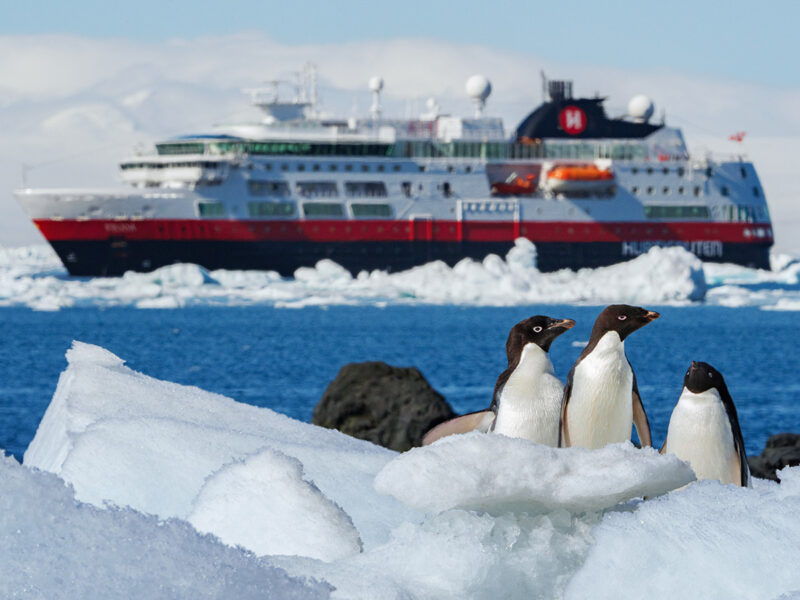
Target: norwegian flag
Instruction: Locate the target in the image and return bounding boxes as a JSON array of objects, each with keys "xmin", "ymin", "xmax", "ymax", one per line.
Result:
[{"xmin": 729, "ymin": 131, "xmax": 746, "ymax": 142}]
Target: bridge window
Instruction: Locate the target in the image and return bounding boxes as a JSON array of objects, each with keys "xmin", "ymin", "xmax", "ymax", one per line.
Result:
[
  {"xmin": 442, "ymin": 182, "xmax": 452, "ymax": 197},
  {"xmin": 296, "ymin": 181, "xmax": 338, "ymax": 197},
  {"xmin": 247, "ymin": 202, "xmax": 295, "ymax": 217},
  {"xmin": 351, "ymin": 203, "xmax": 392, "ymax": 217},
  {"xmin": 753, "ymin": 186, "xmax": 760, "ymax": 197},
  {"xmin": 693, "ymin": 186, "xmax": 703, "ymax": 197},
  {"xmin": 720, "ymin": 185, "xmax": 730, "ymax": 197},
  {"xmin": 401, "ymin": 182, "xmax": 412, "ymax": 197},
  {"xmin": 248, "ymin": 181, "xmax": 290, "ymax": 196},
  {"xmin": 302, "ymin": 203, "xmax": 344, "ymax": 217},
  {"xmin": 345, "ymin": 182, "xmax": 388, "ymax": 197}
]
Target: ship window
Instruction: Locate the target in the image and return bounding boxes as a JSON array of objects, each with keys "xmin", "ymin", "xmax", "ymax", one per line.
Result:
[
  {"xmin": 740, "ymin": 167, "xmax": 747, "ymax": 178},
  {"xmin": 662, "ymin": 186, "xmax": 670, "ymax": 195},
  {"xmin": 720, "ymin": 185, "xmax": 730, "ymax": 197},
  {"xmin": 345, "ymin": 164, "xmax": 353, "ymax": 172},
  {"xmin": 694, "ymin": 186, "xmax": 703, "ymax": 197},
  {"xmin": 297, "ymin": 164, "xmax": 306, "ymax": 172},
  {"xmin": 264, "ymin": 164, "xmax": 272, "ymax": 171},
  {"xmin": 329, "ymin": 164, "xmax": 338, "ymax": 171},
  {"xmin": 401, "ymin": 182, "xmax": 412, "ymax": 197},
  {"xmin": 247, "ymin": 202, "xmax": 296, "ymax": 217},
  {"xmin": 442, "ymin": 182, "xmax": 452, "ymax": 197},
  {"xmin": 646, "ymin": 167, "xmax": 654, "ymax": 175},
  {"xmin": 419, "ymin": 165, "xmax": 426, "ymax": 172},
  {"xmin": 377, "ymin": 164, "xmax": 385, "ymax": 172},
  {"xmin": 280, "ymin": 164, "xmax": 289, "ymax": 171},
  {"xmin": 312, "ymin": 164, "xmax": 320, "ymax": 171},
  {"xmin": 632, "ymin": 167, "xmax": 639, "ymax": 175},
  {"xmin": 351, "ymin": 203, "xmax": 392, "ymax": 218},
  {"xmin": 706, "ymin": 167, "xmax": 713, "ymax": 178},
  {"xmin": 753, "ymin": 186, "xmax": 760, "ymax": 197},
  {"xmin": 248, "ymin": 181, "xmax": 290, "ymax": 196},
  {"xmin": 662, "ymin": 167, "xmax": 669, "ymax": 175},
  {"xmin": 296, "ymin": 181, "xmax": 338, "ymax": 197},
  {"xmin": 465, "ymin": 165, "xmax": 472, "ymax": 173},
  {"xmin": 644, "ymin": 205, "xmax": 710, "ymax": 219},
  {"xmin": 447, "ymin": 165, "xmax": 454, "ymax": 173},
  {"xmin": 393, "ymin": 164, "xmax": 402, "ymax": 172},
  {"xmin": 361, "ymin": 164, "xmax": 370, "ymax": 172},
  {"xmin": 646, "ymin": 186, "xmax": 654, "ymax": 195},
  {"xmin": 345, "ymin": 182, "xmax": 388, "ymax": 197},
  {"xmin": 678, "ymin": 186, "xmax": 685, "ymax": 195},
  {"xmin": 631, "ymin": 186, "xmax": 639, "ymax": 195},
  {"xmin": 302, "ymin": 203, "xmax": 344, "ymax": 217},
  {"xmin": 677, "ymin": 167, "xmax": 685, "ymax": 177},
  {"xmin": 198, "ymin": 202, "xmax": 225, "ymax": 217}
]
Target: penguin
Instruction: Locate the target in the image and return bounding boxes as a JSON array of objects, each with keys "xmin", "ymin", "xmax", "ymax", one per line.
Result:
[
  {"xmin": 421, "ymin": 315, "xmax": 575, "ymax": 446},
  {"xmin": 559, "ymin": 304, "xmax": 658, "ymax": 449},
  {"xmin": 661, "ymin": 361, "xmax": 750, "ymax": 487}
]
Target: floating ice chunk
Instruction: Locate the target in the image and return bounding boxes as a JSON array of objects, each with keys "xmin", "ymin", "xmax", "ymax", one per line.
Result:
[
  {"xmin": 24, "ymin": 341, "xmax": 411, "ymax": 549},
  {"xmin": 375, "ymin": 433, "xmax": 695, "ymax": 514},
  {"xmin": 121, "ymin": 263, "xmax": 218, "ymax": 287},
  {"xmin": 566, "ymin": 467, "xmax": 800, "ymax": 599},
  {"xmin": 189, "ymin": 448, "xmax": 362, "ymax": 561},
  {"xmin": 0, "ymin": 454, "xmax": 330, "ymax": 599}
]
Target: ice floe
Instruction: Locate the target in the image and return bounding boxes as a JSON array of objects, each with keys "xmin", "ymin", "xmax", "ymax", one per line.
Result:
[
  {"xmin": 0, "ymin": 240, "xmax": 712, "ymax": 309},
  {"xmin": 9, "ymin": 341, "xmax": 800, "ymax": 598}
]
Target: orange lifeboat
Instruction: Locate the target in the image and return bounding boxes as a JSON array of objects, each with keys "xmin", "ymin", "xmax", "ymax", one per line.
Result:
[
  {"xmin": 545, "ymin": 164, "xmax": 615, "ymax": 193},
  {"xmin": 491, "ymin": 172, "xmax": 537, "ymax": 196}
]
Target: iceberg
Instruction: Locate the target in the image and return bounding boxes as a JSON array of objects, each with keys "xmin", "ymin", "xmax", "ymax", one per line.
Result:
[
  {"xmin": 0, "ymin": 241, "xmax": 707, "ymax": 309},
  {"xmin": 7, "ymin": 341, "xmax": 800, "ymax": 598}
]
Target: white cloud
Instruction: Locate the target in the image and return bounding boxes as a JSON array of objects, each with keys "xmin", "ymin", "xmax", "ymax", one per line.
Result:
[{"xmin": 2, "ymin": 33, "xmax": 799, "ymax": 251}]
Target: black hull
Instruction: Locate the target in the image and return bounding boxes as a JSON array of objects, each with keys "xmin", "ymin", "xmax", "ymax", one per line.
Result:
[{"xmin": 50, "ymin": 239, "xmax": 772, "ymax": 277}]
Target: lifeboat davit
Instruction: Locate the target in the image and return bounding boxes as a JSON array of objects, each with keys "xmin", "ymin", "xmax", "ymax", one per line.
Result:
[
  {"xmin": 491, "ymin": 172, "xmax": 537, "ymax": 196},
  {"xmin": 545, "ymin": 164, "xmax": 615, "ymax": 193}
]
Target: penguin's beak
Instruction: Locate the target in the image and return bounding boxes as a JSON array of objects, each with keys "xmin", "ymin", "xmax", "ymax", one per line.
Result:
[
  {"xmin": 643, "ymin": 311, "xmax": 660, "ymax": 322},
  {"xmin": 549, "ymin": 318, "xmax": 575, "ymax": 330}
]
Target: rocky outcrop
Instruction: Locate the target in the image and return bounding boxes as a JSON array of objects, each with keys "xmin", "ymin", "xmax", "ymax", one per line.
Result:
[
  {"xmin": 748, "ymin": 433, "xmax": 800, "ymax": 481},
  {"xmin": 312, "ymin": 362, "xmax": 456, "ymax": 452}
]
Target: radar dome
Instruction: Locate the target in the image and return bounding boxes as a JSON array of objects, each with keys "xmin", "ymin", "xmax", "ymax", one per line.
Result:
[
  {"xmin": 628, "ymin": 94, "xmax": 654, "ymax": 122},
  {"xmin": 368, "ymin": 76, "xmax": 384, "ymax": 92},
  {"xmin": 465, "ymin": 74, "xmax": 492, "ymax": 101}
]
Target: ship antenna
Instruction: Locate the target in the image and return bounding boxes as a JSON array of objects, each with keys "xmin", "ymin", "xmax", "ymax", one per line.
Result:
[
  {"xmin": 540, "ymin": 70, "xmax": 548, "ymax": 102},
  {"xmin": 369, "ymin": 76, "xmax": 384, "ymax": 120}
]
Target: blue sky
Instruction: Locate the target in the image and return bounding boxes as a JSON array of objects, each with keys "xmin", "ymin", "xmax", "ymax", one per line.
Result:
[{"xmin": 4, "ymin": 0, "xmax": 797, "ymax": 87}]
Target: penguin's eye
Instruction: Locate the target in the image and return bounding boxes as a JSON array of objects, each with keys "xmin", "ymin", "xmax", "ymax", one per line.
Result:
[
  {"xmin": 533, "ymin": 326, "xmax": 543, "ymax": 333},
  {"xmin": 708, "ymin": 371, "xmax": 714, "ymax": 378},
  {"xmin": 617, "ymin": 315, "xmax": 627, "ymax": 321}
]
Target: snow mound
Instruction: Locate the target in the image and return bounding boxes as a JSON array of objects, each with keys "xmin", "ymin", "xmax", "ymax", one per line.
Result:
[
  {"xmin": 24, "ymin": 341, "xmax": 415, "ymax": 552},
  {"xmin": 0, "ymin": 242, "xmax": 706, "ymax": 308},
  {"xmin": 189, "ymin": 449, "xmax": 362, "ymax": 562},
  {"xmin": 375, "ymin": 433, "xmax": 695, "ymax": 514},
  {"xmin": 0, "ymin": 453, "xmax": 329, "ymax": 599},
  {"xmin": 566, "ymin": 468, "xmax": 800, "ymax": 599}
]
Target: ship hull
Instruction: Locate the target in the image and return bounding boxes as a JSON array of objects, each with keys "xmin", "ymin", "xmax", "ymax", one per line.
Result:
[{"xmin": 47, "ymin": 238, "xmax": 772, "ymax": 277}]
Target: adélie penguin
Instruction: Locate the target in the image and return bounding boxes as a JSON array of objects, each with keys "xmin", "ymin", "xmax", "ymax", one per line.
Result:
[
  {"xmin": 559, "ymin": 304, "xmax": 658, "ymax": 449},
  {"xmin": 421, "ymin": 315, "xmax": 575, "ymax": 446},
  {"xmin": 661, "ymin": 361, "xmax": 750, "ymax": 487}
]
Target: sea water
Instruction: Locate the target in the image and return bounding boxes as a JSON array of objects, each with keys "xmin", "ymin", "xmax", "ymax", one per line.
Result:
[{"xmin": 2, "ymin": 303, "xmax": 798, "ymax": 460}]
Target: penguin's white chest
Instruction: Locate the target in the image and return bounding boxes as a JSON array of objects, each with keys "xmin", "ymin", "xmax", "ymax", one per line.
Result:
[
  {"xmin": 567, "ymin": 332, "xmax": 633, "ymax": 449},
  {"xmin": 664, "ymin": 388, "xmax": 739, "ymax": 485},
  {"xmin": 492, "ymin": 344, "xmax": 563, "ymax": 446}
]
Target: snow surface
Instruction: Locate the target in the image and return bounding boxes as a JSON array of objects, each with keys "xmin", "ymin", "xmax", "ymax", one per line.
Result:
[
  {"xmin": 0, "ymin": 241, "xmax": 707, "ymax": 309},
  {"xmin": 0, "ymin": 453, "xmax": 330, "ymax": 599},
  {"xmin": 11, "ymin": 341, "xmax": 800, "ymax": 598}
]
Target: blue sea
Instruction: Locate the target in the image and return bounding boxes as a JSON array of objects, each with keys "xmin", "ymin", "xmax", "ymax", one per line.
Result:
[{"xmin": 1, "ymin": 304, "xmax": 798, "ymax": 461}]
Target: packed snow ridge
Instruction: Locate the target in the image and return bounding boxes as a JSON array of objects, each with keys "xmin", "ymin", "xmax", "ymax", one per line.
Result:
[
  {"xmin": 0, "ymin": 241, "xmax": 710, "ymax": 309},
  {"xmin": 4, "ymin": 341, "xmax": 800, "ymax": 598}
]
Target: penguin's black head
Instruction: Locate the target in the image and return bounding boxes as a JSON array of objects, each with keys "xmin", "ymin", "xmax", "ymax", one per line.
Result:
[
  {"xmin": 506, "ymin": 315, "xmax": 575, "ymax": 359},
  {"xmin": 684, "ymin": 361, "xmax": 727, "ymax": 394},
  {"xmin": 592, "ymin": 304, "xmax": 660, "ymax": 341}
]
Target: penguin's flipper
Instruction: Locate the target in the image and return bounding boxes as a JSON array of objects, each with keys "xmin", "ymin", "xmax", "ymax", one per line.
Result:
[
  {"xmin": 631, "ymin": 371, "xmax": 652, "ymax": 447},
  {"xmin": 558, "ymin": 375, "xmax": 574, "ymax": 448},
  {"xmin": 719, "ymin": 386, "xmax": 751, "ymax": 488},
  {"xmin": 421, "ymin": 410, "xmax": 495, "ymax": 446}
]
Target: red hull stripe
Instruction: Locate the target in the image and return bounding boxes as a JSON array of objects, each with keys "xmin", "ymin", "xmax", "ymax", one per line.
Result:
[{"xmin": 34, "ymin": 219, "xmax": 774, "ymax": 244}]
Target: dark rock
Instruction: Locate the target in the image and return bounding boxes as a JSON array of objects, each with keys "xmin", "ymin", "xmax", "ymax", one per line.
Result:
[
  {"xmin": 312, "ymin": 361, "xmax": 456, "ymax": 452},
  {"xmin": 747, "ymin": 433, "xmax": 800, "ymax": 481}
]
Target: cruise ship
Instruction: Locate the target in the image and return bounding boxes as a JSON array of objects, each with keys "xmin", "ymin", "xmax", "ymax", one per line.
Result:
[{"xmin": 15, "ymin": 66, "xmax": 773, "ymax": 276}]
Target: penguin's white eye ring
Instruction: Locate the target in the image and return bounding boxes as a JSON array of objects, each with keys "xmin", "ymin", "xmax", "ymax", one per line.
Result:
[
  {"xmin": 533, "ymin": 326, "xmax": 543, "ymax": 333},
  {"xmin": 709, "ymin": 372, "xmax": 714, "ymax": 377},
  {"xmin": 617, "ymin": 315, "xmax": 627, "ymax": 321}
]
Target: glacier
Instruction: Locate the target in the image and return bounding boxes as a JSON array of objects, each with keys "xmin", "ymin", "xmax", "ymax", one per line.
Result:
[{"xmin": 4, "ymin": 341, "xmax": 799, "ymax": 598}]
